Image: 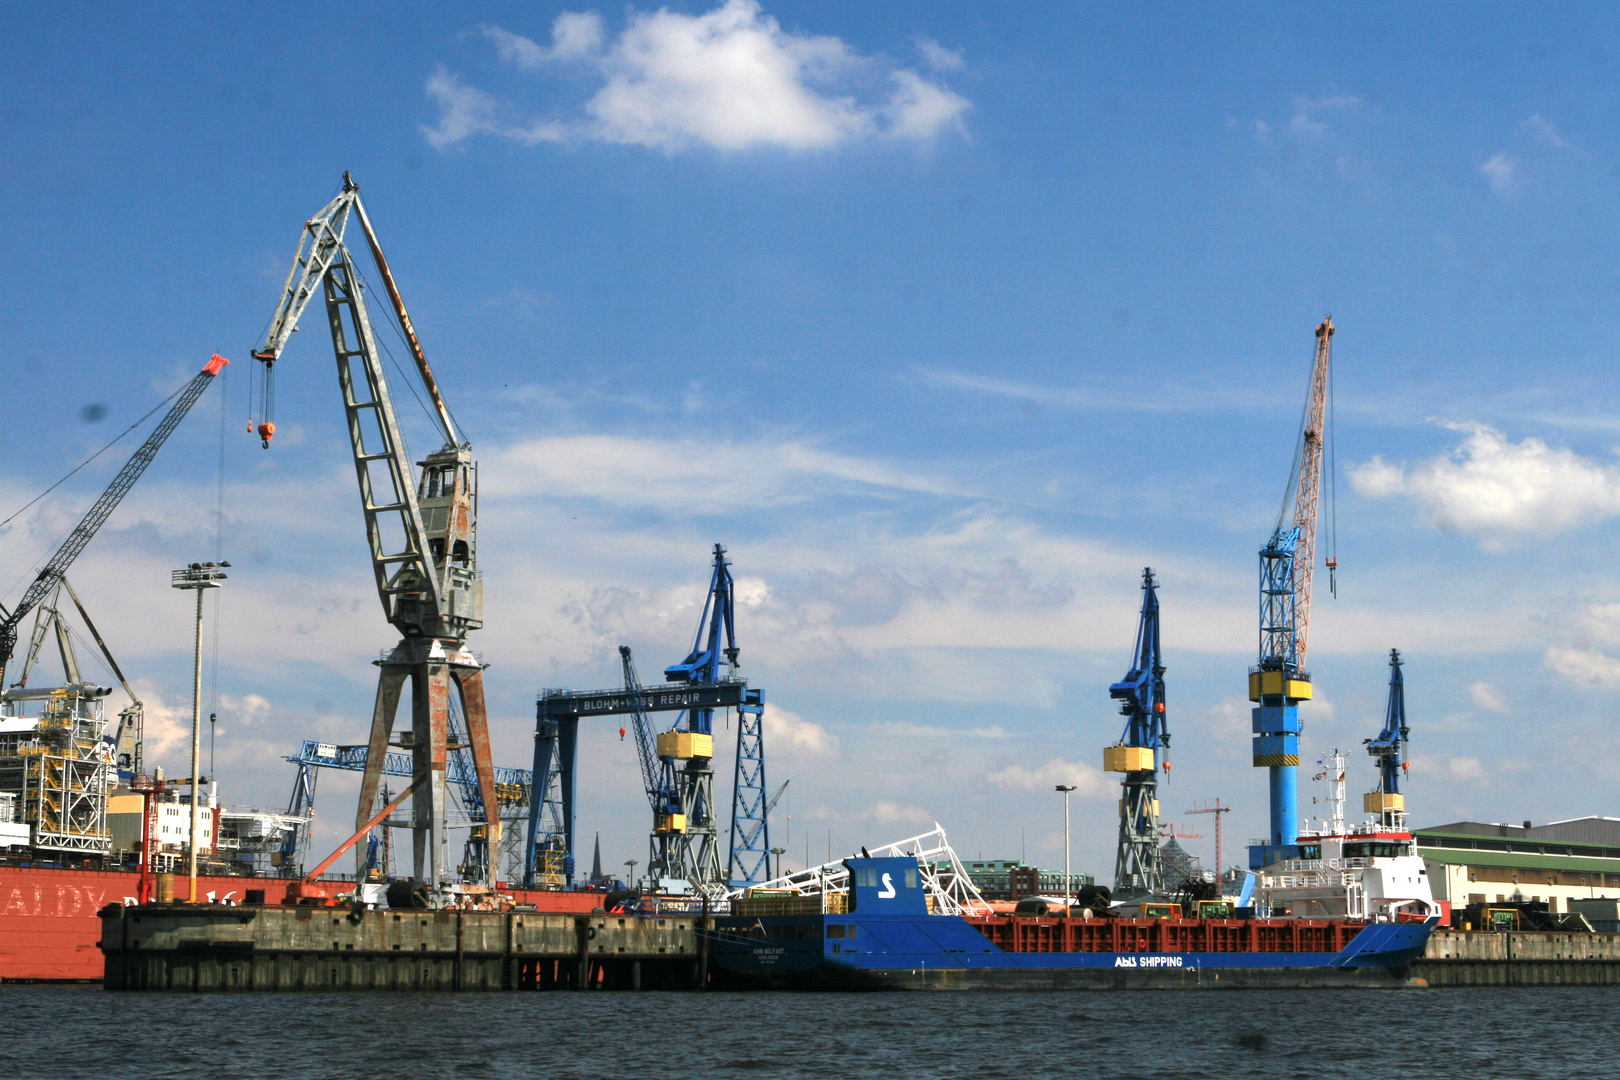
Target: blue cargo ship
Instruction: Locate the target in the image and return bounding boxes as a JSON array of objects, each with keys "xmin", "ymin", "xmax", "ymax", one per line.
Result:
[{"xmin": 714, "ymin": 856, "xmax": 1435, "ymax": 990}]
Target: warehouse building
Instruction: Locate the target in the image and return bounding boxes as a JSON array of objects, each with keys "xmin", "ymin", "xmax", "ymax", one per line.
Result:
[{"xmin": 1416, "ymin": 817, "xmax": 1620, "ymax": 914}]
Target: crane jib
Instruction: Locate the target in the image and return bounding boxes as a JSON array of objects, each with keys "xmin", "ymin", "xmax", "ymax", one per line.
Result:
[{"xmin": 0, "ymin": 354, "xmax": 227, "ymax": 677}]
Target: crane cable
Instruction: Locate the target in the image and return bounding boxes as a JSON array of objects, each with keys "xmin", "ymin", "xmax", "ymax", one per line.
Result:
[{"xmin": 0, "ymin": 375, "xmax": 192, "ymax": 606}]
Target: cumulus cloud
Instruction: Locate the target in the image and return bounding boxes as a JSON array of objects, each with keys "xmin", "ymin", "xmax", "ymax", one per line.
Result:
[
  {"xmin": 1468, "ymin": 682, "xmax": 1508, "ymax": 714},
  {"xmin": 763, "ymin": 702, "xmax": 839, "ymax": 757},
  {"xmin": 1546, "ymin": 646, "xmax": 1620, "ymax": 689},
  {"xmin": 426, "ymin": 1, "xmax": 969, "ymax": 152},
  {"xmin": 1480, "ymin": 115, "xmax": 1586, "ymax": 197},
  {"xmin": 1350, "ymin": 422, "xmax": 1620, "ymax": 540},
  {"xmin": 985, "ymin": 757, "xmax": 1114, "ymax": 798},
  {"xmin": 865, "ymin": 800, "xmax": 932, "ymax": 826}
]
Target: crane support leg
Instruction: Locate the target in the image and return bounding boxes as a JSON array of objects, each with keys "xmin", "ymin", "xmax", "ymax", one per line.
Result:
[
  {"xmin": 356, "ymin": 668, "xmax": 407, "ymax": 879},
  {"xmin": 450, "ymin": 665, "xmax": 503, "ymax": 883},
  {"xmin": 1250, "ymin": 699, "xmax": 1301, "ymax": 866}
]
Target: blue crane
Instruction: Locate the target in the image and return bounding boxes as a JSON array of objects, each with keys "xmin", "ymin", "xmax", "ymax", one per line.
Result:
[
  {"xmin": 655, "ymin": 543, "xmax": 743, "ymax": 892},
  {"xmin": 1106, "ymin": 568, "xmax": 1169, "ymax": 898},
  {"xmin": 1249, "ymin": 318, "xmax": 1334, "ymax": 870},
  {"xmin": 280, "ymin": 741, "xmax": 534, "ymax": 878},
  {"xmin": 1364, "ymin": 649, "xmax": 1410, "ymax": 828}
]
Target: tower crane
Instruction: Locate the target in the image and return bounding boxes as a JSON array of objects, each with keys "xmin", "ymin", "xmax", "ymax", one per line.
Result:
[
  {"xmin": 249, "ymin": 174, "xmax": 501, "ymax": 893},
  {"xmin": 1105, "ymin": 567, "xmax": 1168, "ymax": 900},
  {"xmin": 1363, "ymin": 649, "xmax": 1410, "ymax": 830},
  {"xmin": 0, "ymin": 355, "xmax": 228, "ymax": 688},
  {"xmin": 1249, "ymin": 318, "xmax": 1335, "ymax": 869}
]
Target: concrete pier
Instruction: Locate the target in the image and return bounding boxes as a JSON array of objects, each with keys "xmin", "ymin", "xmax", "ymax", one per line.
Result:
[
  {"xmin": 100, "ymin": 904, "xmax": 710, "ymax": 992},
  {"xmin": 1413, "ymin": 930, "xmax": 1620, "ymax": 986}
]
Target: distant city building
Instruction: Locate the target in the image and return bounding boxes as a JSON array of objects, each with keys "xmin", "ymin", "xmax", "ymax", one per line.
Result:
[
  {"xmin": 1417, "ymin": 818, "xmax": 1620, "ymax": 915},
  {"xmin": 1157, "ymin": 837, "xmax": 1204, "ymax": 888},
  {"xmin": 948, "ymin": 859, "xmax": 1094, "ymax": 900}
]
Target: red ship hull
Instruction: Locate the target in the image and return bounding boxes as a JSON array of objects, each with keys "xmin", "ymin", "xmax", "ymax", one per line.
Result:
[{"xmin": 0, "ymin": 866, "xmax": 607, "ymax": 981}]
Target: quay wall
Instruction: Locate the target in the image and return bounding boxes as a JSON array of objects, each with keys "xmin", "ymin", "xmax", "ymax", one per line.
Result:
[
  {"xmin": 101, "ymin": 904, "xmax": 709, "ymax": 992},
  {"xmin": 1414, "ymin": 930, "xmax": 1620, "ymax": 986}
]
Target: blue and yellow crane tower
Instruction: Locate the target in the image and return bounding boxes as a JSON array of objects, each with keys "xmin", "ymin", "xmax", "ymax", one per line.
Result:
[
  {"xmin": 1106, "ymin": 568, "xmax": 1169, "ymax": 899},
  {"xmin": 1363, "ymin": 649, "xmax": 1410, "ymax": 829},
  {"xmin": 1249, "ymin": 318, "xmax": 1335, "ymax": 870}
]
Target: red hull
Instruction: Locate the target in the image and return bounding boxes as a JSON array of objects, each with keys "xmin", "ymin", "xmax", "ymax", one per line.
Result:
[{"xmin": 0, "ymin": 866, "xmax": 608, "ymax": 981}]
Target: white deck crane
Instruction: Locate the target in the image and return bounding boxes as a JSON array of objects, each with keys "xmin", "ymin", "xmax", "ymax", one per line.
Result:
[{"xmin": 250, "ymin": 174, "xmax": 501, "ymax": 895}]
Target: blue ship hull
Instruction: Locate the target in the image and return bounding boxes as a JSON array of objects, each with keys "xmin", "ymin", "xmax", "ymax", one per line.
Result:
[
  {"xmin": 713, "ymin": 912, "xmax": 1434, "ymax": 990},
  {"xmin": 715, "ymin": 858, "xmax": 1435, "ymax": 991}
]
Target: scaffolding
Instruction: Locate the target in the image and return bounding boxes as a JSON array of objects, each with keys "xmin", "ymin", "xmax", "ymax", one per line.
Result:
[{"xmin": 0, "ymin": 686, "xmax": 113, "ymax": 855}]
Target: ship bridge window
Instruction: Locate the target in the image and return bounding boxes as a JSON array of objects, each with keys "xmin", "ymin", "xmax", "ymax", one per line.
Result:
[
  {"xmin": 1344, "ymin": 842, "xmax": 1410, "ymax": 859},
  {"xmin": 1298, "ymin": 845, "xmax": 1322, "ymax": 860}
]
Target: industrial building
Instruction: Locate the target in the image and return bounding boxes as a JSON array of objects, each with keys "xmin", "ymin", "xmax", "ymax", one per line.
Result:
[{"xmin": 1417, "ymin": 818, "xmax": 1620, "ymax": 914}]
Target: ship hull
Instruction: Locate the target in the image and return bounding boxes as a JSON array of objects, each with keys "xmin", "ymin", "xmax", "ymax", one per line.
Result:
[{"xmin": 713, "ymin": 910, "xmax": 1435, "ymax": 992}]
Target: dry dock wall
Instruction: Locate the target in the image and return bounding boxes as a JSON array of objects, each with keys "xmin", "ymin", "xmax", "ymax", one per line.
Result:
[
  {"xmin": 100, "ymin": 904, "xmax": 709, "ymax": 992},
  {"xmin": 1413, "ymin": 930, "xmax": 1620, "ymax": 986}
]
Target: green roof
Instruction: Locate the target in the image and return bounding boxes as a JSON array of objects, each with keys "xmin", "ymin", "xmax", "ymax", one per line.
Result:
[{"xmin": 1419, "ymin": 847, "xmax": 1620, "ymax": 874}]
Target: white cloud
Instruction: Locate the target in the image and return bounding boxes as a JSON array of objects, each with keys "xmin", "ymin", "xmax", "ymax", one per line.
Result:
[
  {"xmin": 1481, "ymin": 152, "xmax": 1517, "ymax": 195},
  {"xmin": 1443, "ymin": 756, "xmax": 1488, "ymax": 783},
  {"xmin": 1468, "ymin": 682, "xmax": 1508, "ymax": 714},
  {"xmin": 486, "ymin": 432, "xmax": 969, "ymax": 508},
  {"xmin": 872, "ymin": 722, "xmax": 1010, "ymax": 739},
  {"xmin": 865, "ymin": 799, "xmax": 932, "ymax": 826},
  {"xmin": 1287, "ymin": 94, "xmax": 1362, "ymax": 139},
  {"xmin": 763, "ymin": 702, "xmax": 839, "ymax": 757},
  {"xmin": 421, "ymin": 68, "xmax": 567, "ymax": 150},
  {"xmin": 1524, "ymin": 113, "xmax": 1581, "ymax": 154},
  {"xmin": 428, "ymin": 1, "xmax": 969, "ymax": 152},
  {"xmin": 1546, "ymin": 646, "xmax": 1620, "ymax": 689},
  {"xmin": 482, "ymin": 15, "xmax": 603, "ymax": 67},
  {"xmin": 1350, "ymin": 421, "xmax": 1620, "ymax": 539},
  {"xmin": 985, "ymin": 757, "xmax": 1114, "ymax": 798},
  {"xmin": 914, "ymin": 37, "xmax": 963, "ymax": 73},
  {"xmin": 915, "ymin": 367, "xmax": 1274, "ymax": 415}
]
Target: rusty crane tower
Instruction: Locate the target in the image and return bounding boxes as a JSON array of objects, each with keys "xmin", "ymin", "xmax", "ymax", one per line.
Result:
[{"xmin": 250, "ymin": 174, "xmax": 501, "ymax": 895}]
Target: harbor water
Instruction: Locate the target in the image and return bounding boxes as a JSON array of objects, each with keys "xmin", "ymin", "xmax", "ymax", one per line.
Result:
[{"xmin": 2, "ymin": 984, "xmax": 1611, "ymax": 1079}]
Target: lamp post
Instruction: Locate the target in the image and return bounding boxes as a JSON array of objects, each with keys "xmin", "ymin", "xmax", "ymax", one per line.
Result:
[
  {"xmin": 172, "ymin": 561, "xmax": 228, "ymax": 903},
  {"xmin": 625, "ymin": 859, "xmax": 638, "ymax": 888},
  {"xmin": 769, "ymin": 846, "xmax": 787, "ymax": 880},
  {"xmin": 1055, "ymin": 784, "xmax": 1077, "ymax": 906}
]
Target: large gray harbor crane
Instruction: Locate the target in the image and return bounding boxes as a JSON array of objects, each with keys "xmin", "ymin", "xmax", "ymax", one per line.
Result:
[{"xmin": 250, "ymin": 174, "xmax": 501, "ymax": 893}]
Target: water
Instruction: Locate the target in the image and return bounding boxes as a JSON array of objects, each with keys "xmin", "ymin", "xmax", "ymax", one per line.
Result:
[{"xmin": 2, "ymin": 985, "xmax": 1611, "ymax": 1079}]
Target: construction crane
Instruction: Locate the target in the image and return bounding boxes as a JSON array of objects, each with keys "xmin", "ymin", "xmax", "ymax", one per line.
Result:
[
  {"xmin": 1363, "ymin": 649, "xmax": 1410, "ymax": 830},
  {"xmin": 250, "ymin": 174, "xmax": 501, "ymax": 894},
  {"xmin": 0, "ymin": 354, "xmax": 228, "ymax": 688},
  {"xmin": 1106, "ymin": 567, "xmax": 1168, "ymax": 900},
  {"xmin": 1186, "ymin": 799, "xmax": 1232, "ymax": 885},
  {"xmin": 1249, "ymin": 318, "xmax": 1335, "ymax": 870}
]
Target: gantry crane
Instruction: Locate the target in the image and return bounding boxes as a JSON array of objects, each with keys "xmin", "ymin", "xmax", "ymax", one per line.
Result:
[
  {"xmin": 1249, "ymin": 318, "xmax": 1335, "ymax": 869},
  {"xmin": 1363, "ymin": 649, "xmax": 1410, "ymax": 829},
  {"xmin": 1, "ymin": 355, "xmax": 228, "ymax": 687},
  {"xmin": 1105, "ymin": 568, "xmax": 1168, "ymax": 899},
  {"xmin": 250, "ymin": 174, "xmax": 501, "ymax": 893}
]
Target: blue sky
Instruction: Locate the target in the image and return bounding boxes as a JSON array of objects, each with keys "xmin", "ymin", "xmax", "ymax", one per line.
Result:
[{"xmin": 4, "ymin": 2, "xmax": 1620, "ymax": 881}]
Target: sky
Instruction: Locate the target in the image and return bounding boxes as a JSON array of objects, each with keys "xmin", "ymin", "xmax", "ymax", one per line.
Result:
[{"xmin": 4, "ymin": 2, "xmax": 1620, "ymax": 885}]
